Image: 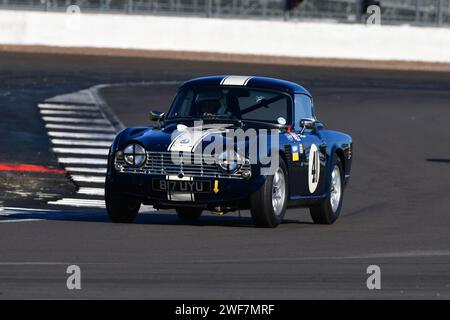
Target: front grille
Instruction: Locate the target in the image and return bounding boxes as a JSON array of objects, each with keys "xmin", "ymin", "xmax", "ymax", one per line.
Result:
[{"xmin": 115, "ymin": 151, "xmax": 250, "ymax": 179}]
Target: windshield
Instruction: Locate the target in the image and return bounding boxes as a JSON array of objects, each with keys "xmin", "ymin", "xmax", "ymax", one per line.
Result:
[{"xmin": 166, "ymin": 86, "xmax": 292, "ymax": 124}]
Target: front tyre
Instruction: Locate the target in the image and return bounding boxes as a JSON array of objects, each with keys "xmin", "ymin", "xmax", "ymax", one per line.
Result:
[
  {"xmin": 105, "ymin": 179, "xmax": 141, "ymax": 223},
  {"xmin": 310, "ymin": 156, "xmax": 344, "ymax": 224},
  {"xmin": 250, "ymin": 157, "xmax": 288, "ymax": 228}
]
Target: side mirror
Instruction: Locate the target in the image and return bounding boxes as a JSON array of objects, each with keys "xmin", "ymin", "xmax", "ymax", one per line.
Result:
[
  {"xmin": 149, "ymin": 110, "xmax": 164, "ymax": 122},
  {"xmin": 299, "ymin": 118, "xmax": 316, "ymax": 130}
]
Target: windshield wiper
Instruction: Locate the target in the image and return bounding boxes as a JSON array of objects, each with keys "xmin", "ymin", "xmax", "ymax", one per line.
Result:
[
  {"xmin": 238, "ymin": 119, "xmax": 288, "ymax": 129},
  {"xmin": 201, "ymin": 114, "xmax": 244, "ymax": 126},
  {"xmin": 202, "ymin": 114, "xmax": 239, "ymax": 120},
  {"xmin": 166, "ymin": 116, "xmax": 199, "ymax": 121}
]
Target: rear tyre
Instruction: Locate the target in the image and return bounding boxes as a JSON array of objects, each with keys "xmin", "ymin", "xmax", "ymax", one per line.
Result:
[
  {"xmin": 310, "ymin": 155, "xmax": 344, "ymax": 225},
  {"xmin": 105, "ymin": 180, "xmax": 140, "ymax": 223},
  {"xmin": 249, "ymin": 157, "xmax": 288, "ymax": 228},
  {"xmin": 176, "ymin": 208, "xmax": 203, "ymax": 222}
]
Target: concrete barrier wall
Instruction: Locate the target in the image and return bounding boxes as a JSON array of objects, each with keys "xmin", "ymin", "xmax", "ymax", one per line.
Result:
[{"xmin": 1, "ymin": 10, "xmax": 449, "ymax": 63}]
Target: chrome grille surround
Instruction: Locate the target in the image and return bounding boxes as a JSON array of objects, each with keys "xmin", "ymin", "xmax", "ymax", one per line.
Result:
[{"xmin": 115, "ymin": 151, "xmax": 250, "ymax": 179}]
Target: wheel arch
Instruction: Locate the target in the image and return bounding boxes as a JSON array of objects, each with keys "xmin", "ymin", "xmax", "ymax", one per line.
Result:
[
  {"xmin": 278, "ymin": 149, "xmax": 291, "ymax": 197},
  {"xmin": 279, "ymin": 149, "xmax": 289, "ymax": 172},
  {"xmin": 335, "ymin": 148, "xmax": 346, "ymax": 176},
  {"xmin": 324, "ymin": 145, "xmax": 345, "ymax": 195}
]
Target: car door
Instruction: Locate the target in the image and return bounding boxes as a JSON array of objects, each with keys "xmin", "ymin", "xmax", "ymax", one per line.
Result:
[{"xmin": 292, "ymin": 94, "xmax": 327, "ymax": 197}]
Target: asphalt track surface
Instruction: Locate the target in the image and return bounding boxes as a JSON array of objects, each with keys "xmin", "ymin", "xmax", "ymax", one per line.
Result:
[{"xmin": 1, "ymin": 51, "xmax": 450, "ymax": 299}]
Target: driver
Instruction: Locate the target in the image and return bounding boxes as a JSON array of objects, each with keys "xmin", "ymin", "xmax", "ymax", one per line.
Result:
[
  {"xmin": 197, "ymin": 99, "xmax": 221, "ymax": 116},
  {"xmin": 195, "ymin": 90, "xmax": 223, "ymax": 116}
]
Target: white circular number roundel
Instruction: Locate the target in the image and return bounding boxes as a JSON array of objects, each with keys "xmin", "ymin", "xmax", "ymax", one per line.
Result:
[{"xmin": 308, "ymin": 144, "xmax": 320, "ymax": 194}]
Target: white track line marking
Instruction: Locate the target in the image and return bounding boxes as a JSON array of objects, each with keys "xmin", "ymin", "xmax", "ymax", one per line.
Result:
[
  {"xmin": 50, "ymin": 198, "xmax": 105, "ymax": 204},
  {"xmin": 71, "ymin": 175, "xmax": 105, "ymax": 183},
  {"xmin": 43, "ymin": 117, "xmax": 109, "ymax": 124},
  {"xmin": 48, "ymin": 198, "xmax": 105, "ymax": 208},
  {"xmin": 65, "ymin": 167, "xmax": 106, "ymax": 174},
  {"xmin": 40, "ymin": 109, "xmax": 102, "ymax": 116},
  {"xmin": 0, "ymin": 262, "xmax": 77, "ymax": 265},
  {"xmin": 0, "ymin": 219, "xmax": 42, "ymax": 223},
  {"xmin": 45, "ymin": 123, "xmax": 114, "ymax": 132},
  {"xmin": 38, "ymin": 104, "xmax": 98, "ymax": 111},
  {"xmin": 189, "ymin": 250, "xmax": 450, "ymax": 264},
  {"xmin": 38, "ymin": 90, "xmax": 119, "ymax": 209},
  {"xmin": 58, "ymin": 157, "xmax": 107, "ymax": 165},
  {"xmin": 77, "ymin": 187, "xmax": 105, "ymax": 196},
  {"xmin": 140, "ymin": 205, "xmax": 156, "ymax": 213},
  {"xmin": 53, "ymin": 147, "xmax": 109, "ymax": 156},
  {"xmin": 51, "ymin": 139, "xmax": 112, "ymax": 147},
  {"xmin": 48, "ymin": 131, "xmax": 116, "ymax": 140},
  {"xmin": 0, "ymin": 207, "xmax": 59, "ymax": 212},
  {"xmin": 0, "ymin": 262, "xmax": 120, "ymax": 266}
]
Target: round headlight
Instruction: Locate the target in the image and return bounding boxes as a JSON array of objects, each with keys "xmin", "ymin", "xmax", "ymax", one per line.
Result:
[
  {"xmin": 123, "ymin": 143, "xmax": 146, "ymax": 167},
  {"xmin": 217, "ymin": 150, "xmax": 244, "ymax": 173}
]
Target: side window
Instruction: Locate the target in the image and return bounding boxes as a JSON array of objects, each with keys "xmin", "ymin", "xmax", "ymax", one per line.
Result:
[
  {"xmin": 294, "ymin": 94, "xmax": 314, "ymax": 131},
  {"xmin": 179, "ymin": 90, "xmax": 195, "ymax": 116},
  {"xmin": 168, "ymin": 89, "xmax": 194, "ymax": 118}
]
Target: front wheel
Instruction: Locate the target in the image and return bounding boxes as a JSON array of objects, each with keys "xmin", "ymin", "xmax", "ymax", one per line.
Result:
[
  {"xmin": 250, "ymin": 158, "xmax": 288, "ymax": 228},
  {"xmin": 310, "ymin": 156, "xmax": 344, "ymax": 224},
  {"xmin": 105, "ymin": 180, "xmax": 141, "ymax": 223}
]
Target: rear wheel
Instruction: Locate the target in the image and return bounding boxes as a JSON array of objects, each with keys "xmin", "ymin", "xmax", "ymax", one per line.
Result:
[
  {"xmin": 310, "ymin": 156, "xmax": 344, "ymax": 224},
  {"xmin": 105, "ymin": 180, "xmax": 140, "ymax": 223},
  {"xmin": 176, "ymin": 208, "xmax": 203, "ymax": 222},
  {"xmin": 250, "ymin": 157, "xmax": 288, "ymax": 228}
]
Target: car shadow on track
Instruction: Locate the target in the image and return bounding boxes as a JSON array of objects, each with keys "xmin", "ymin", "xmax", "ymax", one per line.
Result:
[
  {"xmin": 0, "ymin": 208, "xmax": 311, "ymax": 228},
  {"xmin": 426, "ymin": 158, "xmax": 450, "ymax": 163}
]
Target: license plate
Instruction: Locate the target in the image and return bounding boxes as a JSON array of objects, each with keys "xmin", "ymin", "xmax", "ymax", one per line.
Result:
[{"xmin": 152, "ymin": 179, "xmax": 211, "ymax": 193}]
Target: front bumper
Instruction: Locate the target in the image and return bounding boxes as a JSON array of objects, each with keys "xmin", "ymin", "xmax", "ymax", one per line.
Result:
[{"xmin": 107, "ymin": 172, "xmax": 265, "ymax": 206}]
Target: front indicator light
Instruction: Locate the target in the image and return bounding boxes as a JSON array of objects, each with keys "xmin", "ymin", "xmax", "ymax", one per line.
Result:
[
  {"xmin": 241, "ymin": 170, "xmax": 252, "ymax": 179},
  {"xmin": 114, "ymin": 163, "xmax": 123, "ymax": 172}
]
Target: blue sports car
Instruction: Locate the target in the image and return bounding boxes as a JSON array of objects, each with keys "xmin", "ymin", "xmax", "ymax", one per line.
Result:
[{"xmin": 105, "ymin": 76, "xmax": 352, "ymax": 228}]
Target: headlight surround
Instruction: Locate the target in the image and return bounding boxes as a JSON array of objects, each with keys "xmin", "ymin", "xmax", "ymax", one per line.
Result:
[
  {"xmin": 123, "ymin": 143, "xmax": 146, "ymax": 167},
  {"xmin": 217, "ymin": 149, "xmax": 245, "ymax": 173}
]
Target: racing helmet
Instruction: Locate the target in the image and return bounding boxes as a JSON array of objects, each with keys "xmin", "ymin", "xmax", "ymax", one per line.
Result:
[{"xmin": 195, "ymin": 90, "xmax": 223, "ymax": 115}]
